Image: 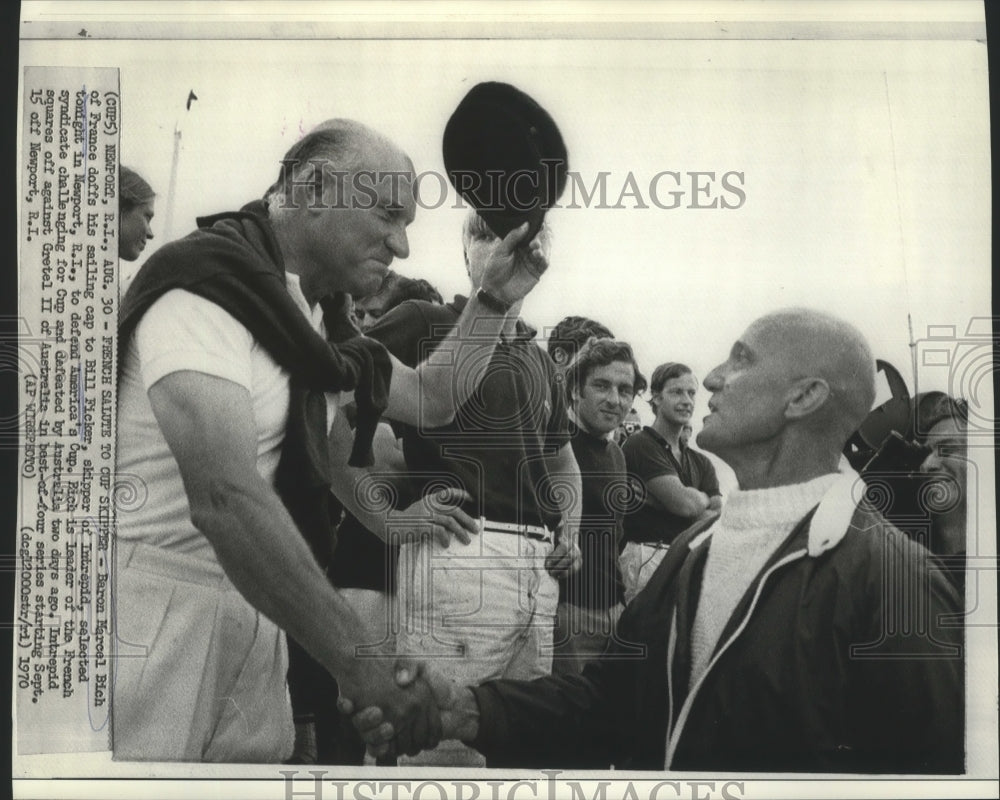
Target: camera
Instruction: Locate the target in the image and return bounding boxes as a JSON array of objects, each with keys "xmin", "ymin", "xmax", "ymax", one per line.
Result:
[{"xmin": 844, "ymin": 360, "xmax": 944, "ymax": 553}]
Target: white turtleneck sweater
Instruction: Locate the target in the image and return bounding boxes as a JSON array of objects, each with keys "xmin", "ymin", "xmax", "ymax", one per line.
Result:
[{"xmin": 688, "ymin": 472, "xmax": 840, "ymax": 690}]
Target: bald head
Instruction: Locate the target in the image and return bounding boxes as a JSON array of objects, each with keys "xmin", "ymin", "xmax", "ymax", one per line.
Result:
[
  {"xmin": 750, "ymin": 308, "xmax": 876, "ymax": 436},
  {"xmin": 698, "ymin": 308, "xmax": 876, "ymax": 485},
  {"xmin": 266, "ymin": 118, "xmax": 413, "ymax": 206}
]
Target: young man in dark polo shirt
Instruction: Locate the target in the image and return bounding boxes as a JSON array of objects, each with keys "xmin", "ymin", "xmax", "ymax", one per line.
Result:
[
  {"xmin": 620, "ymin": 362, "xmax": 722, "ymax": 602},
  {"xmin": 362, "ymin": 210, "xmax": 582, "ymax": 766},
  {"xmin": 552, "ymin": 337, "xmax": 647, "ymax": 674}
]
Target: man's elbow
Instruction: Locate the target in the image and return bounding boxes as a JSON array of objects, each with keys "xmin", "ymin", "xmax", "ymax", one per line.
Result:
[
  {"xmin": 187, "ymin": 475, "xmax": 249, "ymax": 536},
  {"xmin": 676, "ymin": 493, "xmax": 710, "ymax": 518}
]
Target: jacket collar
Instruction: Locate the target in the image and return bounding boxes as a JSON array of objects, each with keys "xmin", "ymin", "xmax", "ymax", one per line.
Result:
[
  {"xmin": 804, "ymin": 468, "xmax": 861, "ymax": 556},
  {"xmin": 688, "ymin": 468, "xmax": 861, "ymax": 558}
]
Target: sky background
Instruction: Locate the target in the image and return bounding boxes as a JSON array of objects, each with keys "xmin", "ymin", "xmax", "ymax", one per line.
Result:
[{"xmin": 21, "ymin": 33, "xmax": 992, "ymax": 437}]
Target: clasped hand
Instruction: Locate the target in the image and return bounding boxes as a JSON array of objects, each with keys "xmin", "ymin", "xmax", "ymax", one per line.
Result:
[
  {"xmin": 336, "ymin": 659, "xmax": 447, "ymax": 758},
  {"xmin": 337, "ymin": 661, "xmax": 473, "ymax": 758}
]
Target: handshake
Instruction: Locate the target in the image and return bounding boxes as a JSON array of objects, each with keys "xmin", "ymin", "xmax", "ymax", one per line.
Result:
[{"xmin": 337, "ymin": 660, "xmax": 480, "ymax": 758}]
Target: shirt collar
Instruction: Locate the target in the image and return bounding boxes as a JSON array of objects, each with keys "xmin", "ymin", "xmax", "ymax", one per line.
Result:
[{"xmin": 643, "ymin": 425, "xmax": 686, "ymax": 454}]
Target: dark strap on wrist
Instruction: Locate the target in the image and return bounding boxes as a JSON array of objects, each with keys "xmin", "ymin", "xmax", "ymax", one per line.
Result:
[{"xmin": 476, "ymin": 287, "xmax": 513, "ymax": 315}]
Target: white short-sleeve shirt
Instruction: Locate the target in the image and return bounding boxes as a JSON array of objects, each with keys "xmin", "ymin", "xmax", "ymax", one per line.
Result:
[{"xmin": 115, "ymin": 274, "xmax": 341, "ymax": 559}]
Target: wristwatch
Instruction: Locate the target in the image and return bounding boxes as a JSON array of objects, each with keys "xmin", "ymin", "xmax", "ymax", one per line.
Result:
[{"xmin": 475, "ymin": 287, "xmax": 514, "ymax": 315}]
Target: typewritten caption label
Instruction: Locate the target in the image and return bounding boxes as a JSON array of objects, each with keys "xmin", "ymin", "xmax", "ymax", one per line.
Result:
[{"xmin": 17, "ymin": 66, "xmax": 119, "ymax": 755}]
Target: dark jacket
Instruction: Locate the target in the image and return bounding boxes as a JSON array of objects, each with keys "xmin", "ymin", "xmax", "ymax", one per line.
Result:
[{"xmin": 471, "ymin": 474, "xmax": 964, "ymax": 773}]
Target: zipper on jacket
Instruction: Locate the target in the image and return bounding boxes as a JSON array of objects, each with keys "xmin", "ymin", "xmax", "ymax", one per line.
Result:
[
  {"xmin": 663, "ymin": 548, "xmax": 808, "ymax": 769},
  {"xmin": 664, "ymin": 607, "xmax": 678, "ymax": 751}
]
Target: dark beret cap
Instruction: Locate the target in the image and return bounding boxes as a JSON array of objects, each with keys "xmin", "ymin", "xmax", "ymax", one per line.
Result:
[{"xmin": 443, "ymin": 81, "xmax": 568, "ymax": 239}]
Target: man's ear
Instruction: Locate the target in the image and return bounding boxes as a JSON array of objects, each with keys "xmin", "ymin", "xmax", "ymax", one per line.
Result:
[
  {"xmin": 568, "ymin": 378, "xmax": 581, "ymax": 407},
  {"xmin": 784, "ymin": 377, "xmax": 831, "ymax": 420},
  {"xmin": 296, "ymin": 161, "xmax": 334, "ymax": 213}
]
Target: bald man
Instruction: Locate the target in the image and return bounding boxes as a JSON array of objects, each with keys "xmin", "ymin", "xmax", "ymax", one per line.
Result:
[{"xmin": 344, "ymin": 308, "xmax": 964, "ymax": 773}]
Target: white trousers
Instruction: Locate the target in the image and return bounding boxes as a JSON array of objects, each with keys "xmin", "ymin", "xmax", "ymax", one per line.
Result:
[
  {"xmin": 619, "ymin": 541, "xmax": 670, "ymax": 605},
  {"xmin": 395, "ymin": 530, "xmax": 559, "ymax": 766},
  {"xmin": 112, "ymin": 542, "xmax": 294, "ymax": 762}
]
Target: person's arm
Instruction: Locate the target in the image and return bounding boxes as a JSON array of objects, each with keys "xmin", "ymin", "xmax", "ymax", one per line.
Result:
[
  {"xmin": 326, "ymin": 408, "xmax": 478, "ymax": 547},
  {"xmin": 146, "ymin": 369, "xmax": 441, "ymax": 749},
  {"xmin": 644, "ymin": 474, "xmax": 712, "ymax": 518},
  {"xmin": 624, "ymin": 434, "xmax": 710, "ymax": 519},
  {"xmin": 384, "ymin": 223, "xmax": 547, "ymax": 429},
  {"xmin": 544, "ymin": 442, "xmax": 583, "ymax": 576},
  {"xmin": 702, "ymin": 458, "xmax": 724, "ymax": 512},
  {"xmin": 370, "ymin": 420, "xmax": 407, "ymax": 473}
]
